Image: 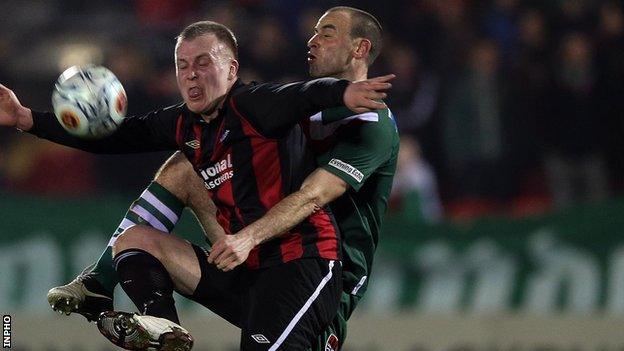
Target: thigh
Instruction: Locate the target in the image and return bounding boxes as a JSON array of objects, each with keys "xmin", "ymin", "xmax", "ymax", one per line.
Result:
[
  {"xmin": 184, "ymin": 244, "xmax": 244, "ymax": 327},
  {"xmin": 240, "ymin": 259, "xmax": 342, "ymax": 351},
  {"xmin": 153, "ymin": 151, "xmax": 226, "ymax": 244}
]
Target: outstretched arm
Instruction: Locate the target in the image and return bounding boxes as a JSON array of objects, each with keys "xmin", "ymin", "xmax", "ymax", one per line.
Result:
[
  {"xmin": 1, "ymin": 83, "xmax": 181, "ymax": 153},
  {"xmin": 233, "ymin": 74, "xmax": 394, "ymax": 138}
]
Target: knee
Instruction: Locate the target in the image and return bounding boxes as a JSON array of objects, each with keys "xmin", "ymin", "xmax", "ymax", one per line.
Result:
[{"xmin": 112, "ymin": 225, "xmax": 162, "ymax": 257}]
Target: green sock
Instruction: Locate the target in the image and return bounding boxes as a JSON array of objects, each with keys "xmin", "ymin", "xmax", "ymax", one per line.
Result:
[{"xmin": 88, "ymin": 182, "xmax": 184, "ymax": 294}]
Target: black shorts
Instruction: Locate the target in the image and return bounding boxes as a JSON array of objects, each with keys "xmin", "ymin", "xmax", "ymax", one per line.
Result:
[{"xmin": 187, "ymin": 244, "xmax": 342, "ymax": 350}]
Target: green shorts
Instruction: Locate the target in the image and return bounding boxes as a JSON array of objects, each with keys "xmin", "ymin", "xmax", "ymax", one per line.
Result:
[{"xmin": 310, "ymin": 291, "xmax": 360, "ymax": 351}]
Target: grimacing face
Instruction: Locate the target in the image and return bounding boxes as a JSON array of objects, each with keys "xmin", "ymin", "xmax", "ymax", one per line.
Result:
[
  {"xmin": 175, "ymin": 34, "xmax": 237, "ymax": 114},
  {"xmin": 307, "ymin": 11, "xmax": 356, "ymax": 78}
]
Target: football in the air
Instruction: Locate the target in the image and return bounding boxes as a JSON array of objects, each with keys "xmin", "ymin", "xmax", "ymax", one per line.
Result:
[{"xmin": 52, "ymin": 65, "xmax": 127, "ymax": 138}]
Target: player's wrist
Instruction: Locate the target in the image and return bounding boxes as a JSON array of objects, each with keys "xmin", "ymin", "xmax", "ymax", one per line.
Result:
[{"xmin": 15, "ymin": 107, "xmax": 33, "ymax": 131}]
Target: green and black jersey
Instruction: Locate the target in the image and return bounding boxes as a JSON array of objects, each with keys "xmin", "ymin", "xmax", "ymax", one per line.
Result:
[{"xmin": 302, "ymin": 106, "xmax": 399, "ymax": 297}]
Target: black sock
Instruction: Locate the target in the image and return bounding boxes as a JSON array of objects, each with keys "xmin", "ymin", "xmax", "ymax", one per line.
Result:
[{"xmin": 113, "ymin": 249, "xmax": 180, "ymax": 324}]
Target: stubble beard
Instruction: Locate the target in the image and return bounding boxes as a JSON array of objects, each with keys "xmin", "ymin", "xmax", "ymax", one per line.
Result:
[{"xmin": 309, "ymin": 61, "xmax": 346, "ymax": 79}]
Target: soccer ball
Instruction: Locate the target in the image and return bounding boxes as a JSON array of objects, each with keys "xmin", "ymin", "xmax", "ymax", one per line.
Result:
[{"xmin": 52, "ymin": 65, "xmax": 127, "ymax": 138}]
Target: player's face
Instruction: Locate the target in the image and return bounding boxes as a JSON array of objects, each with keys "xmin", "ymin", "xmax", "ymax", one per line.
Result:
[
  {"xmin": 307, "ymin": 11, "xmax": 355, "ymax": 78},
  {"xmin": 175, "ymin": 34, "xmax": 237, "ymax": 114}
]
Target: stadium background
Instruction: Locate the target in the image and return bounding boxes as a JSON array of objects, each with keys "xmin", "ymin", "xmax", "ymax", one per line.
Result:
[{"xmin": 1, "ymin": 0, "xmax": 624, "ymax": 350}]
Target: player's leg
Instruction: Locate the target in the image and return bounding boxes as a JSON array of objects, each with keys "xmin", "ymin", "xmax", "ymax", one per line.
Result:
[
  {"xmin": 47, "ymin": 151, "xmax": 217, "ymax": 321},
  {"xmin": 240, "ymin": 258, "xmax": 342, "ymax": 351},
  {"xmin": 98, "ymin": 223, "xmax": 241, "ymax": 351},
  {"xmin": 98, "ymin": 224, "xmax": 201, "ymax": 350},
  {"xmin": 46, "ymin": 179, "xmax": 185, "ymax": 320},
  {"xmin": 310, "ymin": 292, "xmax": 360, "ymax": 351}
]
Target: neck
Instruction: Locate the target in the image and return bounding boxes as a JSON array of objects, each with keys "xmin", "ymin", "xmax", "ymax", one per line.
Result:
[
  {"xmin": 200, "ymin": 79, "xmax": 237, "ymax": 122},
  {"xmin": 200, "ymin": 95, "xmax": 226, "ymax": 122},
  {"xmin": 336, "ymin": 64, "xmax": 368, "ymax": 81}
]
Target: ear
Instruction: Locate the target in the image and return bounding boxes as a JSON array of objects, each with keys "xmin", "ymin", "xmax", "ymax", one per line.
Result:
[
  {"xmin": 353, "ymin": 38, "xmax": 372, "ymax": 60},
  {"xmin": 228, "ymin": 59, "xmax": 239, "ymax": 80}
]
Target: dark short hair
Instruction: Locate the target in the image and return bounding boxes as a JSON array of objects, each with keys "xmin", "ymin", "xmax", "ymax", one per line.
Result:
[
  {"xmin": 327, "ymin": 6, "xmax": 383, "ymax": 65},
  {"xmin": 176, "ymin": 21, "xmax": 238, "ymax": 59}
]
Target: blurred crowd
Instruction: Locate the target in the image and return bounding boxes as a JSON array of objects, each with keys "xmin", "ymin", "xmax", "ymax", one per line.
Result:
[{"xmin": 0, "ymin": 0, "xmax": 622, "ymax": 222}]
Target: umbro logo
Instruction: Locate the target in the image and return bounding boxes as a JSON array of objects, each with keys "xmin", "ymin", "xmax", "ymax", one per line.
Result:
[
  {"xmin": 251, "ymin": 334, "xmax": 270, "ymax": 344},
  {"xmin": 185, "ymin": 140, "xmax": 200, "ymax": 149}
]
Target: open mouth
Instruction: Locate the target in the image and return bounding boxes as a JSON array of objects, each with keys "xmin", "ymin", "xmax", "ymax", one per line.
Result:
[{"xmin": 188, "ymin": 86, "xmax": 202, "ymax": 100}]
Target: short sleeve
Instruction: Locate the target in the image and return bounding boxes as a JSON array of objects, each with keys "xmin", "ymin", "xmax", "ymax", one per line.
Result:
[{"xmin": 319, "ymin": 113, "xmax": 397, "ymax": 191}]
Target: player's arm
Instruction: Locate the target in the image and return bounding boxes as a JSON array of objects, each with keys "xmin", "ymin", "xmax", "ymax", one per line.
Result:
[
  {"xmin": 28, "ymin": 107, "xmax": 181, "ymax": 153},
  {"xmin": 232, "ymin": 75, "xmax": 393, "ymax": 138},
  {"xmin": 207, "ymin": 168, "xmax": 347, "ymax": 270},
  {"xmin": 208, "ymin": 117, "xmax": 397, "ymax": 271},
  {"xmin": 1, "ymin": 83, "xmax": 180, "ymax": 153},
  {"xmin": 190, "ymin": 187, "xmax": 228, "ymax": 245}
]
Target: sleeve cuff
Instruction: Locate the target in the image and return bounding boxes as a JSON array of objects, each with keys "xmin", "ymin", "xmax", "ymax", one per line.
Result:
[
  {"xmin": 28, "ymin": 111, "xmax": 58, "ymax": 137},
  {"xmin": 331, "ymin": 79, "xmax": 350, "ymax": 106},
  {"xmin": 322, "ymin": 160, "xmax": 364, "ymax": 192}
]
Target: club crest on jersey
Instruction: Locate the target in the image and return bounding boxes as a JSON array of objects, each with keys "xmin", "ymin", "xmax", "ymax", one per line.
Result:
[
  {"xmin": 220, "ymin": 129, "xmax": 230, "ymax": 142},
  {"xmin": 325, "ymin": 334, "xmax": 339, "ymax": 351},
  {"xmin": 200, "ymin": 154, "xmax": 234, "ymax": 190}
]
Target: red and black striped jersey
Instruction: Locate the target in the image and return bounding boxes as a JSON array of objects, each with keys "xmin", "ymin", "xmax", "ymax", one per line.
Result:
[{"xmin": 30, "ymin": 78, "xmax": 350, "ymax": 269}]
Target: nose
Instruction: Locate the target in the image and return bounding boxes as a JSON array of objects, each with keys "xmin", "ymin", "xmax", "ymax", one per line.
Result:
[
  {"xmin": 188, "ymin": 70, "xmax": 197, "ymax": 80},
  {"xmin": 307, "ymin": 34, "xmax": 318, "ymax": 49}
]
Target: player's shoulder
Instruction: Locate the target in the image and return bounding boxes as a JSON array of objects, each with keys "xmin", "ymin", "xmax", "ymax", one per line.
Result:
[
  {"xmin": 312, "ymin": 106, "xmax": 395, "ymax": 125},
  {"xmin": 135, "ymin": 102, "xmax": 186, "ymax": 121}
]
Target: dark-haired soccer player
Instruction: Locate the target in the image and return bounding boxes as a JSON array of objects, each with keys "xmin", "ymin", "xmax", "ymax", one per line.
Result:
[{"xmin": 207, "ymin": 7, "xmax": 398, "ymax": 350}]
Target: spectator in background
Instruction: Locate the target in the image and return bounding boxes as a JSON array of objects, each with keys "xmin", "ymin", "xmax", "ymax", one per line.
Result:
[
  {"xmin": 133, "ymin": 0, "xmax": 199, "ymax": 34},
  {"xmin": 242, "ymin": 17, "xmax": 299, "ymax": 81},
  {"xmin": 483, "ymin": 0, "xmax": 520, "ymax": 65},
  {"xmin": 385, "ymin": 42, "xmax": 440, "ymax": 135},
  {"xmin": 428, "ymin": 0, "xmax": 477, "ymax": 78},
  {"xmin": 595, "ymin": 1, "xmax": 624, "ymax": 192},
  {"xmin": 508, "ymin": 8, "xmax": 553, "ymax": 199},
  {"xmin": 546, "ymin": 32, "xmax": 609, "ymax": 207},
  {"xmin": 390, "ymin": 135, "xmax": 443, "ymax": 223},
  {"xmin": 441, "ymin": 39, "xmax": 514, "ymax": 206},
  {"xmin": 553, "ymin": 0, "xmax": 593, "ymax": 33}
]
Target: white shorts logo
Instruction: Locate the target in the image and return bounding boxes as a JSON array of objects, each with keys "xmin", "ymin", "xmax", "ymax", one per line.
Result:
[
  {"xmin": 328, "ymin": 159, "xmax": 364, "ymax": 182},
  {"xmin": 251, "ymin": 334, "xmax": 270, "ymax": 344}
]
